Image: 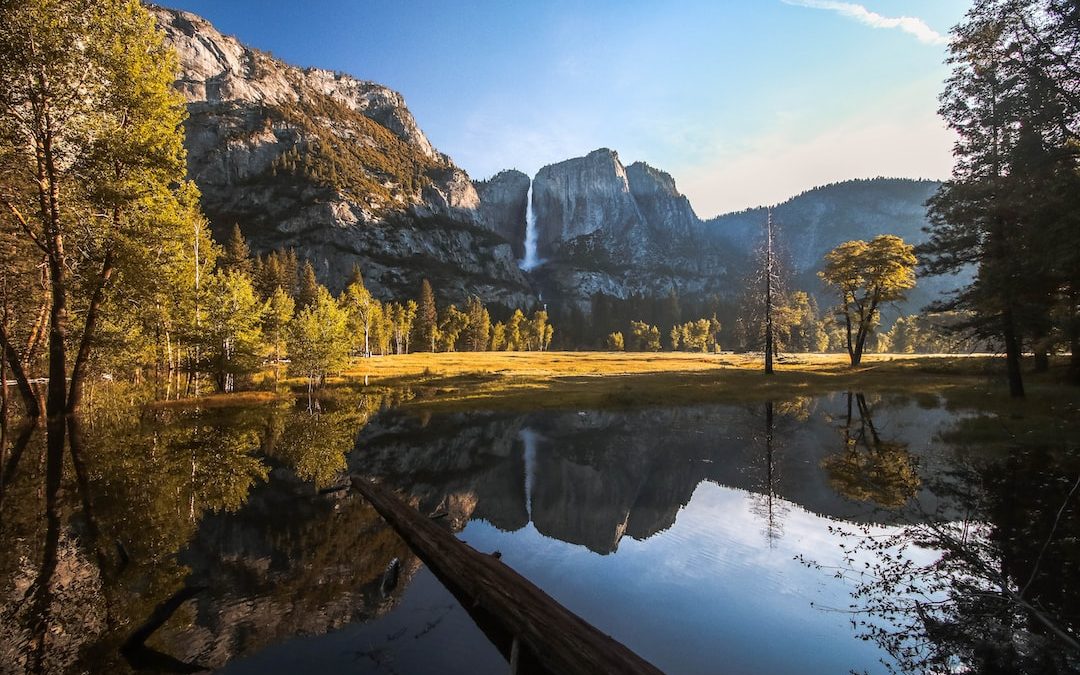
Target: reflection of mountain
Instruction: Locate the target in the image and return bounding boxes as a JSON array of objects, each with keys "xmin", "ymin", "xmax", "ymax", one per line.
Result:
[
  {"xmin": 350, "ymin": 397, "xmax": 962, "ymax": 555},
  {"xmin": 162, "ymin": 471, "xmax": 414, "ymax": 669},
  {"xmin": 0, "ymin": 392, "xmax": 970, "ymax": 672}
]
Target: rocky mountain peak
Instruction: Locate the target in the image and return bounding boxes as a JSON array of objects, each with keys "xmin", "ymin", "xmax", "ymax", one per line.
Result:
[
  {"xmin": 153, "ymin": 6, "xmax": 438, "ymax": 159},
  {"xmin": 151, "ymin": 4, "xmax": 532, "ymax": 308},
  {"xmin": 532, "ymin": 148, "xmax": 644, "ymax": 260}
]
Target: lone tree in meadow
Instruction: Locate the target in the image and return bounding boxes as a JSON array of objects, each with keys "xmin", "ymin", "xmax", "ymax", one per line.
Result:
[{"xmin": 819, "ymin": 235, "xmax": 916, "ymax": 367}]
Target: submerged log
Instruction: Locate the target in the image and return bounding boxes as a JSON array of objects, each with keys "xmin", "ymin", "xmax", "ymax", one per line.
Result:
[{"xmin": 350, "ymin": 475, "xmax": 664, "ymax": 675}]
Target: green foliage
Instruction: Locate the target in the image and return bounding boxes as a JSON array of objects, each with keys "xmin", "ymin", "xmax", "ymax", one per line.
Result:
[
  {"xmin": 220, "ymin": 224, "xmax": 253, "ymax": 277},
  {"xmin": 438, "ymin": 304, "xmax": 469, "ymax": 351},
  {"xmin": 287, "ymin": 287, "xmax": 350, "ymax": 387},
  {"xmin": 771, "ymin": 292, "xmax": 826, "ymax": 353},
  {"xmin": 819, "ymin": 235, "xmax": 917, "ymax": 365},
  {"xmin": 296, "ymin": 260, "xmax": 320, "ymax": 310},
  {"xmin": 342, "ymin": 273, "xmax": 380, "ymax": 357},
  {"xmin": 254, "ymin": 248, "xmax": 299, "ymax": 300},
  {"xmin": 669, "ymin": 318, "xmax": 721, "ymax": 352},
  {"xmin": 490, "ymin": 322, "xmax": 507, "ymax": 351},
  {"xmin": 262, "ymin": 286, "xmax": 295, "ymax": 368},
  {"xmin": 0, "ymin": 0, "xmax": 211, "ymax": 412},
  {"xmin": 463, "ymin": 295, "xmax": 491, "ymax": 352},
  {"xmin": 265, "ymin": 90, "xmax": 437, "ymax": 210},
  {"xmin": 203, "ymin": 271, "xmax": 267, "ymax": 391},
  {"xmin": 505, "ymin": 309, "xmax": 526, "ymax": 351},
  {"xmin": 921, "ymin": 0, "xmax": 1080, "ymax": 393},
  {"xmin": 415, "ymin": 278, "xmax": 438, "ymax": 352},
  {"xmin": 876, "ymin": 312, "xmax": 989, "ymax": 354},
  {"xmin": 630, "ymin": 321, "xmax": 662, "ymax": 352}
]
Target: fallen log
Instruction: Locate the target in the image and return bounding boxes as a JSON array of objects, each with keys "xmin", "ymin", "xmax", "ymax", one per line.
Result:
[{"xmin": 350, "ymin": 476, "xmax": 664, "ymax": 675}]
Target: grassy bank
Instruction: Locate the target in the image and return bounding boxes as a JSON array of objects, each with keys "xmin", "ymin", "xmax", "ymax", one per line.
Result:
[{"xmin": 335, "ymin": 351, "xmax": 1077, "ymax": 415}]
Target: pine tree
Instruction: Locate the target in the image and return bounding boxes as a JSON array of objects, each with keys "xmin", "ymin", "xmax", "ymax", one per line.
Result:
[
  {"xmin": 416, "ymin": 279, "xmax": 438, "ymax": 352},
  {"xmin": 921, "ymin": 0, "xmax": 1080, "ymax": 393},
  {"xmin": 296, "ymin": 260, "xmax": 320, "ymax": 310},
  {"xmin": 221, "ymin": 224, "xmax": 253, "ymax": 277},
  {"xmin": 463, "ymin": 295, "xmax": 490, "ymax": 352}
]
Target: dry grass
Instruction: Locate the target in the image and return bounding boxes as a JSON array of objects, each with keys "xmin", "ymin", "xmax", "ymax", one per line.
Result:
[
  {"xmin": 146, "ymin": 390, "xmax": 283, "ymax": 410},
  {"xmin": 334, "ymin": 351, "xmax": 1064, "ymax": 413}
]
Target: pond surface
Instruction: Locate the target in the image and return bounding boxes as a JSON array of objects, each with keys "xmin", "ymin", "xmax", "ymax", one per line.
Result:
[{"xmin": 1, "ymin": 388, "xmax": 1077, "ymax": 673}]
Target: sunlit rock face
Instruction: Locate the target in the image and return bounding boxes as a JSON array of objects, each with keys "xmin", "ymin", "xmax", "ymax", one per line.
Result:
[
  {"xmin": 152, "ymin": 6, "xmax": 532, "ymax": 307},
  {"xmin": 523, "ymin": 148, "xmax": 735, "ymax": 312},
  {"xmin": 473, "ymin": 169, "xmax": 531, "ymax": 259},
  {"xmin": 532, "ymin": 149, "xmax": 646, "ymax": 260}
]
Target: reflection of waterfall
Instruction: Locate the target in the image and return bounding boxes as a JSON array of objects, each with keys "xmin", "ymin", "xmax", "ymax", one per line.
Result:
[
  {"xmin": 519, "ymin": 181, "xmax": 540, "ymax": 271},
  {"xmin": 520, "ymin": 428, "xmax": 540, "ymax": 519}
]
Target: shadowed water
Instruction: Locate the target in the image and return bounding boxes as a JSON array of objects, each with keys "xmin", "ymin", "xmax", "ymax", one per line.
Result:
[{"xmin": 1, "ymin": 388, "xmax": 1077, "ymax": 673}]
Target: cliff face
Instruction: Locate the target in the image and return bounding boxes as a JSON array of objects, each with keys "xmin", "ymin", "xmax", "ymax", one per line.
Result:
[
  {"xmin": 473, "ymin": 169, "xmax": 530, "ymax": 259},
  {"xmin": 153, "ymin": 6, "xmax": 532, "ymax": 306},
  {"xmin": 525, "ymin": 149, "xmax": 734, "ymax": 311},
  {"xmin": 532, "ymin": 149, "xmax": 647, "ymax": 260},
  {"xmin": 625, "ymin": 162, "xmax": 700, "ymax": 240},
  {"xmin": 154, "ymin": 7, "xmax": 949, "ymax": 321}
]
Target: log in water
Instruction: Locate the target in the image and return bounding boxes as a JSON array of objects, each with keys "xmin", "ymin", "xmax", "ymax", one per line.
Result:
[{"xmin": 350, "ymin": 475, "xmax": 664, "ymax": 675}]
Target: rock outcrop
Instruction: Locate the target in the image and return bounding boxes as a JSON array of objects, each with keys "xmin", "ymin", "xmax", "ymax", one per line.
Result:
[
  {"xmin": 153, "ymin": 6, "xmax": 532, "ymax": 306},
  {"xmin": 532, "ymin": 149, "xmax": 647, "ymax": 260},
  {"xmin": 154, "ymin": 7, "xmax": 951, "ymax": 328},
  {"xmin": 473, "ymin": 169, "xmax": 531, "ymax": 259},
  {"xmin": 525, "ymin": 149, "xmax": 734, "ymax": 312},
  {"xmin": 625, "ymin": 162, "xmax": 699, "ymax": 240}
]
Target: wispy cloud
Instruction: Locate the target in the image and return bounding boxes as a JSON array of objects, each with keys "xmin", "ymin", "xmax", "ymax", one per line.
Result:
[{"xmin": 782, "ymin": 0, "xmax": 949, "ymax": 45}]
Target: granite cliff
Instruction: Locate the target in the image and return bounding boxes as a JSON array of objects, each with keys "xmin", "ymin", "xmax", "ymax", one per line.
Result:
[
  {"xmin": 527, "ymin": 149, "xmax": 734, "ymax": 313},
  {"xmin": 472, "ymin": 169, "xmax": 531, "ymax": 260},
  {"xmin": 155, "ymin": 6, "xmax": 949, "ymax": 330},
  {"xmin": 152, "ymin": 6, "xmax": 532, "ymax": 307}
]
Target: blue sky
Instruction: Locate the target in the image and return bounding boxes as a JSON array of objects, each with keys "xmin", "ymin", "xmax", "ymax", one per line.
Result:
[{"xmin": 162, "ymin": 0, "xmax": 971, "ymax": 217}]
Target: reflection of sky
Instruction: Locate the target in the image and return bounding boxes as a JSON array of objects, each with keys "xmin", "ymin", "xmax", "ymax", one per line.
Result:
[{"xmin": 462, "ymin": 481, "xmax": 937, "ymax": 675}]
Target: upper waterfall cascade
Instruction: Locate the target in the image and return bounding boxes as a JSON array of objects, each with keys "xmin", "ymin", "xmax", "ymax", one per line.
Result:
[{"xmin": 520, "ymin": 181, "xmax": 541, "ymax": 271}]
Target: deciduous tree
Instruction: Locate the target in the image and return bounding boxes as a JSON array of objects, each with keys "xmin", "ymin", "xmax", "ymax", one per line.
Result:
[{"xmin": 819, "ymin": 235, "xmax": 916, "ymax": 366}]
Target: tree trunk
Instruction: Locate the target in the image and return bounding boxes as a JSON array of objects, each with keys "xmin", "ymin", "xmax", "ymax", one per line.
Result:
[
  {"xmin": 851, "ymin": 319, "xmax": 866, "ymax": 366},
  {"xmin": 350, "ymin": 476, "xmax": 664, "ymax": 675},
  {"xmin": 68, "ymin": 249, "xmax": 115, "ymax": 413},
  {"xmin": 1033, "ymin": 350, "xmax": 1049, "ymax": 373},
  {"xmin": 1003, "ymin": 309, "xmax": 1025, "ymax": 398},
  {"xmin": 1069, "ymin": 286, "xmax": 1079, "ymax": 386},
  {"xmin": 764, "ymin": 211, "xmax": 774, "ymax": 375},
  {"xmin": 843, "ymin": 303, "xmax": 857, "ymax": 366},
  {"xmin": 0, "ymin": 324, "xmax": 40, "ymax": 417}
]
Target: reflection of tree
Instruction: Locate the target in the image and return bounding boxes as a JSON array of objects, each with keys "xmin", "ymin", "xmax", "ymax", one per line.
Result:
[
  {"xmin": 822, "ymin": 392, "xmax": 920, "ymax": 509},
  {"xmin": 271, "ymin": 386, "xmax": 388, "ymax": 488},
  {"xmin": 747, "ymin": 399, "xmax": 808, "ymax": 544},
  {"xmin": 804, "ymin": 451, "xmax": 1080, "ymax": 673},
  {"xmin": 0, "ymin": 382, "xmax": 417, "ymax": 672},
  {"xmin": 0, "ymin": 392, "xmax": 272, "ymax": 672}
]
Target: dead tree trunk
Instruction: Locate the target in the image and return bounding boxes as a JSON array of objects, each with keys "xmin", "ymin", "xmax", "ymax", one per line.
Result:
[{"xmin": 350, "ymin": 476, "xmax": 665, "ymax": 675}]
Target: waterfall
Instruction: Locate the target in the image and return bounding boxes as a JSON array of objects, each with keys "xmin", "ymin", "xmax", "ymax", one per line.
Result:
[
  {"xmin": 520, "ymin": 181, "xmax": 540, "ymax": 270},
  {"xmin": 520, "ymin": 428, "xmax": 539, "ymax": 519}
]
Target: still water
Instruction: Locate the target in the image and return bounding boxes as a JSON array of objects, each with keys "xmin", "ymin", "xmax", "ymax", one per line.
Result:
[{"xmin": 1, "ymin": 388, "xmax": 1077, "ymax": 673}]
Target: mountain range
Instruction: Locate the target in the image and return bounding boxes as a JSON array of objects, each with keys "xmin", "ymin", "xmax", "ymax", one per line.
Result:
[{"xmin": 154, "ymin": 5, "xmax": 957, "ymax": 332}]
